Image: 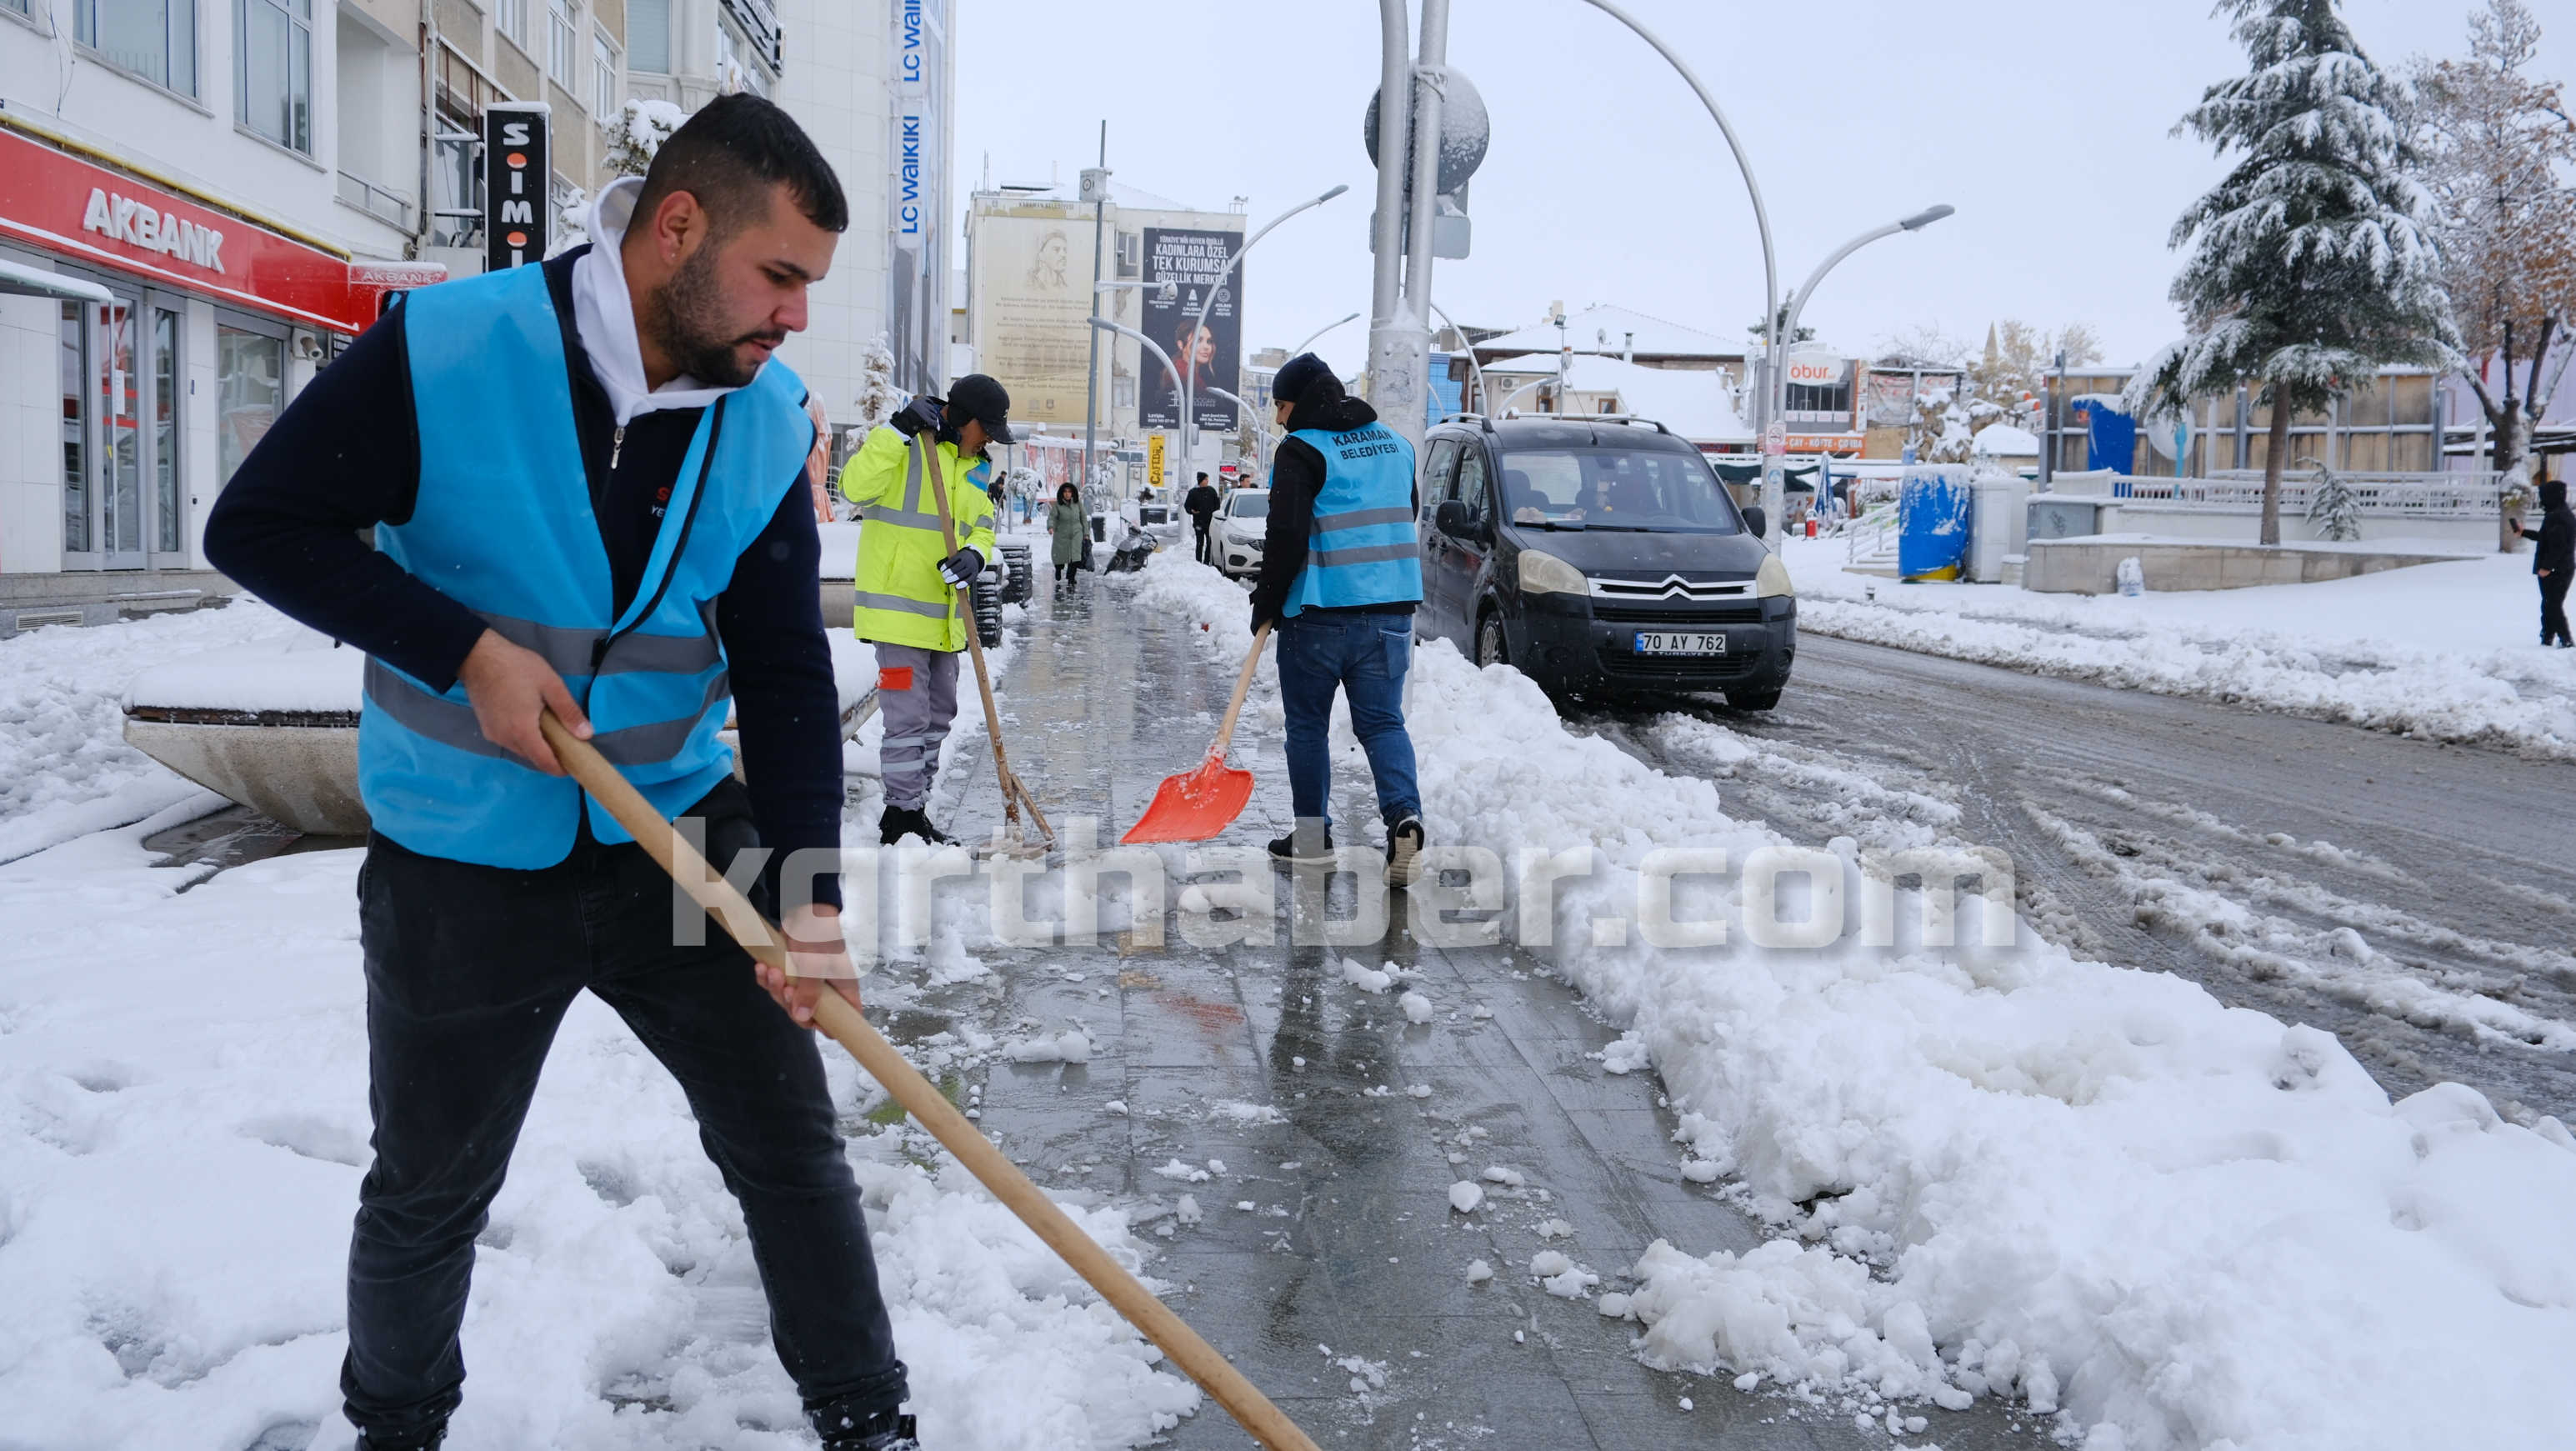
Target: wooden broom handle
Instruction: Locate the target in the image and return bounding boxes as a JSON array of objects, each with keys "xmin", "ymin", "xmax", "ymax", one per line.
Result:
[
  {"xmin": 539, "ymin": 712, "xmax": 1318, "ymax": 1451},
  {"xmin": 914, "ymin": 436, "xmax": 1052, "ymax": 844},
  {"xmin": 1208, "ymin": 623, "xmax": 1271, "ymax": 763}
]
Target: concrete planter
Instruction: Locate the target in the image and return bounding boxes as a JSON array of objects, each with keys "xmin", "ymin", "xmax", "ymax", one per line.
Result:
[
  {"xmin": 122, "ymin": 712, "xmax": 368, "ymax": 835},
  {"xmin": 2024, "ymin": 537, "xmax": 2481, "ymax": 595}
]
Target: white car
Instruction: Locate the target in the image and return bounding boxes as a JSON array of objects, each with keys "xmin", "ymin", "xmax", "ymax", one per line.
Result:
[{"xmin": 1216, "ymin": 488, "xmax": 1270, "ymax": 578}]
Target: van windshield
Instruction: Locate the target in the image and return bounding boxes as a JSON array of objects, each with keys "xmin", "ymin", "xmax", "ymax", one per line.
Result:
[{"xmin": 1497, "ymin": 448, "xmax": 1743, "ymax": 533}]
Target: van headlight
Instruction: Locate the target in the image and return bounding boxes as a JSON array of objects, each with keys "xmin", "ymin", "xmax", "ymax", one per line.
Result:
[
  {"xmin": 1518, "ymin": 548, "xmax": 1587, "ymax": 596},
  {"xmin": 1756, "ymin": 553, "xmax": 1794, "ymax": 598}
]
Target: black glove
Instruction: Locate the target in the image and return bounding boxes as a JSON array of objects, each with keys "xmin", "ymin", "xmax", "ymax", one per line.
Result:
[
  {"xmin": 938, "ymin": 548, "xmax": 983, "ymax": 589},
  {"xmin": 891, "ymin": 394, "xmax": 944, "ymax": 438},
  {"xmin": 1249, "ymin": 598, "xmax": 1276, "ymax": 634}
]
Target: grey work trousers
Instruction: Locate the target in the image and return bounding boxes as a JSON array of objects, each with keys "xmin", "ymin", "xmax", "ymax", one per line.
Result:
[{"xmin": 874, "ymin": 643, "xmax": 961, "ymax": 810}]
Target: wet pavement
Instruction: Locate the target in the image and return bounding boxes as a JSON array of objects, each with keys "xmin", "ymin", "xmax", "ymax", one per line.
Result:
[
  {"xmin": 895, "ymin": 563, "xmax": 2048, "ymax": 1449},
  {"xmin": 1575, "ymin": 634, "xmax": 2576, "ymax": 1128}
]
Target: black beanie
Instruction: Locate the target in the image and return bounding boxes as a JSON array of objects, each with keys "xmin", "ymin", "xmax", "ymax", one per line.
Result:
[{"xmin": 1271, "ymin": 352, "xmax": 1332, "ymax": 408}]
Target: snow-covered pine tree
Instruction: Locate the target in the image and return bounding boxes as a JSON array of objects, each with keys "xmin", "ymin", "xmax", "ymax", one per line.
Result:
[
  {"xmin": 605, "ymin": 98, "xmax": 689, "ymax": 178},
  {"xmin": 2409, "ymin": 0, "xmax": 2576, "ymax": 550},
  {"xmin": 2301, "ymin": 455, "xmax": 2365, "ymax": 539},
  {"xmin": 2129, "ymin": 0, "xmax": 2453, "ymax": 545},
  {"xmin": 854, "ymin": 333, "xmax": 903, "ymax": 432}
]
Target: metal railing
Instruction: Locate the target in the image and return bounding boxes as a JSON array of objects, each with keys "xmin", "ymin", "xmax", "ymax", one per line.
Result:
[
  {"xmin": 1845, "ymin": 501, "xmax": 1899, "ymax": 564},
  {"xmin": 2063, "ymin": 473, "xmax": 2503, "ymax": 518},
  {"xmin": 337, "ymin": 171, "xmax": 415, "ymax": 230}
]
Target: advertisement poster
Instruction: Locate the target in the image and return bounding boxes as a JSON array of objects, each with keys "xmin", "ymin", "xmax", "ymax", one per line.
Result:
[
  {"xmin": 1139, "ymin": 227, "xmax": 1242, "ymax": 433},
  {"xmin": 971, "ymin": 212, "xmax": 1096, "ymax": 426}
]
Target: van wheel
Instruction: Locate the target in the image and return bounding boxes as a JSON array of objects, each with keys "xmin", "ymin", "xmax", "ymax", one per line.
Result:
[
  {"xmin": 1475, "ymin": 611, "xmax": 1509, "ymax": 668},
  {"xmin": 1724, "ymin": 685, "xmax": 1782, "ymax": 712}
]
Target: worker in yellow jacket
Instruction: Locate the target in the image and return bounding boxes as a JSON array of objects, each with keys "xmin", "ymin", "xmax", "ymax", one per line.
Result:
[{"xmin": 839, "ymin": 375, "xmax": 1008, "ymax": 844}]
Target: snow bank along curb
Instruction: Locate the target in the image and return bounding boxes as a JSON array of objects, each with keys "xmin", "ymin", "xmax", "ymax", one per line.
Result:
[
  {"xmin": 1778, "ymin": 540, "xmax": 2576, "ymax": 761},
  {"xmin": 1122, "ymin": 548, "xmax": 2576, "ymax": 1451}
]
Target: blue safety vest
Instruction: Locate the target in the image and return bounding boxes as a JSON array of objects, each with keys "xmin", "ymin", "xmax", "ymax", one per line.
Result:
[
  {"xmin": 358, "ymin": 261, "xmax": 813, "ymax": 868},
  {"xmin": 1283, "ymin": 422, "xmax": 1422, "ymax": 616}
]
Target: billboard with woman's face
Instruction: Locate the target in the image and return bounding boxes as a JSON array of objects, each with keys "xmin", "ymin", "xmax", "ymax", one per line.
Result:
[{"xmin": 1140, "ymin": 227, "xmax": 1241, "ymax": 433}]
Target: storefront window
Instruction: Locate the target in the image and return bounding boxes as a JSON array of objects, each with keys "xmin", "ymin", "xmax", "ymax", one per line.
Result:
[
  {"xmin": 234, "ymin": 0, "xmax": 312, "ymax": 153},
  {"xmin": 218, "ymin": 325, "xmax": 285, "ymax": 489},
  {"xmin": 60, "ymin": 303, "xmax": 89, "ymax": 555},
  {"xmin": 75, "ymin": 0, "xmax": 198, "ymax": 98},
  {"xmin": 154, "ymin": 308, "xmax": 183, "ymax": 555}
]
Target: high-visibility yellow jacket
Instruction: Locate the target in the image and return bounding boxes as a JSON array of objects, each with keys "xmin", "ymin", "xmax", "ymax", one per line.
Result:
[{"xmin": 838, "ymin": 426, "xmax": 998, "ymax": 652}]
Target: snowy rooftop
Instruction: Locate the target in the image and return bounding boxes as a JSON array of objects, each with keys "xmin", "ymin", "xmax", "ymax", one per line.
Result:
[
  {"xmin": 1973, "ymin": 423, "xmax": 2042, "ymax": 456},
  {"xmin": 1481, "ymin": 353, "xmax": 1752, "ymax": 444},
  {"xmin": 1470, "ymin": 304, "xmax": 1744, "ymax": 363},
  {"xmin": 980, "ymin": 179, "xmax": 1213, "ymax": 215}
]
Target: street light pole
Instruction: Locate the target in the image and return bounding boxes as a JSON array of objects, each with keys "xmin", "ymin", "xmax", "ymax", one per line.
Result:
[
  {"xmin": 1426, "ymin": 299, "xmax": 1486, "ymax": 416},
  {"xmin": 1290, "ymin": 311, "xmax": 1363, "ymax": 358},
  {"xmin": 1180, "ymin": 184, "xmax": 1349, "ymax": 467},
  {"xmin": 1766, "ymin": 205, "xmax": 1954, "ymax": 520},
  {"xmin": 1092, "ymin": 317, "xmax": 1188, "ymax": 510},
  {"xmin": 1081, "ymin": 123, "xmax": 1108, "ymax": 510},
  {"xmin": 1571, "ymin": 0, "xmax": 1778, "ymax": 528},
  {"xmin": 1366, "ymin": 0, "xmax": 1428, "ymax": 448}
]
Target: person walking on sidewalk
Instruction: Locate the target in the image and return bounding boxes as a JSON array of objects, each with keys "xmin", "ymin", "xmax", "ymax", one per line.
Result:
[
  {"xmin": 202, "ymin": 97, "xmax": 918, "ymax": 1451},
  {"xmin": 839, "ymin": 375, "xmax": 1010, "ymax": 843},
  {"xmin": 1248, "ymin": 353, "xmax": 1428, "ymax": 887},
  {"xmin": 2513, "ymin": 466, "xmax": 2574, "ymax": 648},
  {"xmin": 1186, "ymin": 472, "xmax": 1221, "ymax": 565},
  {"xmin": 1048, "ymin": 481, "xmax": 1088, "ymax": 587}
]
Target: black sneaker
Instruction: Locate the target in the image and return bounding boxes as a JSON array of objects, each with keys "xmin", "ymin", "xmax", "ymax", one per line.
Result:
[
  {"xmin": 814, "ymin": 1408, "xmax": 919, "ymax": 1449},
  {"xmin": 1383, "ymin": 814, "xmax": 1426, "ymax": 887},
  {"xmin": 878, "ymin": 806, "xmax": 954, "ymax": 846},
  {"xmin": 1267, "ymin": 824, "xmax": 1334, "ymax": 863}
]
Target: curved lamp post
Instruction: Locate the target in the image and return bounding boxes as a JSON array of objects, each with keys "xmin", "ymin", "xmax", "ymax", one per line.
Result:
[
  {"xmin": 1205, "ymin": 386, "xmax": 1269, "ymax": 477},
  {"xmin": 1768, "ymin": 205, "xmax": 1954, "ymax": 482},
  {"xmin": 1180, "ymin": 184, "xmax": 1349, "ymax": 459},
  {"xmin": 1091, "ymin": 317, "xmax": 1188, "ymax": 512},
  {"xmin": 1426, "ymin": 298, "xmax": 1488, "ymax": 418},
  {"xmin": 1291, "ymin": 311, "xmax": 1363, "ymax": 358}
]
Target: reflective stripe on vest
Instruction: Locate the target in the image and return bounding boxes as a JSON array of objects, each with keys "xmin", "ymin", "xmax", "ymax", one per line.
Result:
[
  {"xmin": 1283, "ymin": 422, "xmax": 1423, "ymax": 617},
  {"xmin": 852, "ymin": 432, "xmax": 974, "ymax": 649},
  {"xmin": 361, "ymin": 263, "xmax": 813, "ymax": 869}
]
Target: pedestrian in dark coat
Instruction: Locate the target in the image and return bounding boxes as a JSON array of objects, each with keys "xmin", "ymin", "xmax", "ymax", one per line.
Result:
[
  {"xmin": 1048, "ymin": 483, "xmax": 1088, "ymax": 585},
  {"xmin": 2513, "ymin": 469, "xmax": 2574, "ymax": 648},
  {"xmin": 1186, "ymin": 473, "xmax": 1222, "ymax": 565}
]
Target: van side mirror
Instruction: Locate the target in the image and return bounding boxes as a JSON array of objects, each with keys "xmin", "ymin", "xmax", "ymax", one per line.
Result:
[
  {"xmin": 1742, "ymin": 504, "xmax": 1768, "ymax": 539},
  {"xmin": 1434, "ymin": 499, "xmax": 1471, "ymax": 537}
]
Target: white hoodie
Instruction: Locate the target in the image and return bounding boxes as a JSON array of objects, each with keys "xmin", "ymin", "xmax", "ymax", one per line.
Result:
[{"xmin": 569, "ymin": 176, "xmax": 758, "ymax": 427}]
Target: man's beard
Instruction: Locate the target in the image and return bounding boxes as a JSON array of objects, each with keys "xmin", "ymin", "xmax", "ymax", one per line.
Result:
[{"xmin": 643, "ymin": 246, "xmax": 783, "ymax": 388}]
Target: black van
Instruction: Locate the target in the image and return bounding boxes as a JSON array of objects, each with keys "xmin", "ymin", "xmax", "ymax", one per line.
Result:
[{"xmin": 1413, "ymin": 414, "xmax": 1794, "ymax": 709}]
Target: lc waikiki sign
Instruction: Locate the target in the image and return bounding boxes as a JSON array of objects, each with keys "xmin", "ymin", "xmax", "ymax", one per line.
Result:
[
  {"xmin": 0, "ymin": 124, "xmax": 439, "ymax": 332},
  {"xmin": 890, "ymin": 0, "xmax": 931, "ymax": 253}
]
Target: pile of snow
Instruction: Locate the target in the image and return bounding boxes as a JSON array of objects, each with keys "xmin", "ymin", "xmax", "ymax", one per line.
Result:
[
  {"xmin": 0, "ymin": 602, "xmax": 303, "ymax": 860},
  {"xmin": 1784, "ymin": 536, "xmax": 2576, "ymax": 758},
  {"xmin": 1120, "ymin": 546, "xmax": 2576, "ymax": 1449},
  {"xmin": 0, "ymin": 820, "xmax": 1200, "ymax": 1448}
]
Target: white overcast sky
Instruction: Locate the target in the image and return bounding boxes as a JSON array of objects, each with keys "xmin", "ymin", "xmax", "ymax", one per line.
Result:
[{"xmin": 948, "ymin": 1, "xmax": 2568, "ymax": 379}]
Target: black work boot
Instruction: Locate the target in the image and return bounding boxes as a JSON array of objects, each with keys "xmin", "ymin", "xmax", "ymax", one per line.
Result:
[
  {"xmin": 1267, "ymin": 821, "xmax": 1334, "ymax": 864},
  {"xmin": 878, "ymin": 806, "xmax": 954, "ymax": 846},
  {"xmin": 1383, "ymin": 813, "xmax": 1426, "ymax": 888},
  {"xmin": 812, "ymin": 1405, "xmax": 919, "ymax": 1449}
]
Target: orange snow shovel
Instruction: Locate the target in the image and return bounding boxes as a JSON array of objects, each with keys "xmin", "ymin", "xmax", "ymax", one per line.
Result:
[
  {"xmin": 1121, "ymin": 623, "xmax": 1269, "ymax": 844},
  {"xmin": 539, "ymin": 710, "xmax": 1321, "ymax": 1451}
]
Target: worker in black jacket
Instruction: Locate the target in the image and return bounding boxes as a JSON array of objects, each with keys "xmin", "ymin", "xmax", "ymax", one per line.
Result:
[
  {"xmin": 2513, "ymin": 470, "xmax": 2574, "ymax": 648},
  {"xmin": 1185, "ymin": 473, "xmax": 1221, "ymax": 564}
]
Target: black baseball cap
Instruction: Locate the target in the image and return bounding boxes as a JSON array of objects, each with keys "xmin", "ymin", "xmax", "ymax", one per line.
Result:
[{"xmin": 948, "ymin": 373, "xmax": 1016, "ymax": 445}]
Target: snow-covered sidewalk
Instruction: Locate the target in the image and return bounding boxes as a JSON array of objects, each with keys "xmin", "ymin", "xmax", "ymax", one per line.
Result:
[
  {"xmin": 1779, "ymin": 535, "xmax": 2576, "ymax": 758},
  {"xmin": 1118, "ymin": 548, "xmax": 2576, "ymax": 1451}
]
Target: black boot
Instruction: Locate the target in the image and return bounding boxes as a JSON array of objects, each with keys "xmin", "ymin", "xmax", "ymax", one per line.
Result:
[
  {"xmin": 356, "ymin": 1427, "xmax": 446, "ymax": 1451},
  {"xmin": 813, "ymin": 1406, "xmax": 919, "ymax": 1449},
  {"xmin": 878, "ymin": 805, "xmax": 954, "ymax": 846},
  {"xmin": 1383, "ymin": 813, "xmax": 1426, "ymax": 888},
  {"xmin": 1267, "ymin": 823, "xmax": 1334, "ymax": 863}
]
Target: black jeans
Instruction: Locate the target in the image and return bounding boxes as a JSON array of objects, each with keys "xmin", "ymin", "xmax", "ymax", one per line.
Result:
[
  {"xmin": 1193, "ymin": 520, "xmax": 1213, "ymax": 564},
  {"xmin": 343, "ymin": 779, "xmax": 905, "ymax": 1438},
  {"xmin": 2541, "ymin": 570, "xmax": 2570, "ymax": 646}
]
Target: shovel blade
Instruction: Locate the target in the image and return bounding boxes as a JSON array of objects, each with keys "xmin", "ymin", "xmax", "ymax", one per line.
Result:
[{"xmin": 1121, "ymin": 757, "xmax": 1256, "ymax": 843}]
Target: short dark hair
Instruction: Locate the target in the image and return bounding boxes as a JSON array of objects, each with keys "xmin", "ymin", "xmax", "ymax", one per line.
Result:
[{"xmin": 632, "ymin": 93, "xmax": 848, "ymax": 239}]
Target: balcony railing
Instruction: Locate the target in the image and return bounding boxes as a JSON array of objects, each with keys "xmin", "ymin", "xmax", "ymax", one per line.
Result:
[
  {"xmin": 2062, "ymin": 473, "xmax": 2503, "ymax": 518},
  {"xmin": 337, "ymin": 171, "xmax": 415, "ymax": 230}
]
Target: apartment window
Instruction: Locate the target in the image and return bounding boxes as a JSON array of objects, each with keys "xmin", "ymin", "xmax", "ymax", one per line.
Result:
[
  {"xmin": 547, "ymin": 0, "xmax": 577, "ymax": 91},
  {"xmin": 593, "ymin": 28, "xmax": 618, "ymax": 118},
  {"xmin": 495, "ymin": 0, "xmax": 524, "ymax": 48},
  {"xmin": 76, "ymin": 0, "xmax": 198, "ymax": 98},
  {"xmin": 626, "ymin": 0, "xmax": 666, "ymax": 72},
  {"xmin": 234, "ymin": 0, "xmax": 312, "ymax": 153}
]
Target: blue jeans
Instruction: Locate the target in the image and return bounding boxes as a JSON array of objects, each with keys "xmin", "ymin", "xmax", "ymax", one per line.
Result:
[
  {"xmin": 1277, "ymin": 610, "xmax": 1421, "ymax": 831},
  {"xmin": 343, "ymin": 779, "xmax": 905, "ymax": 1440}
]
